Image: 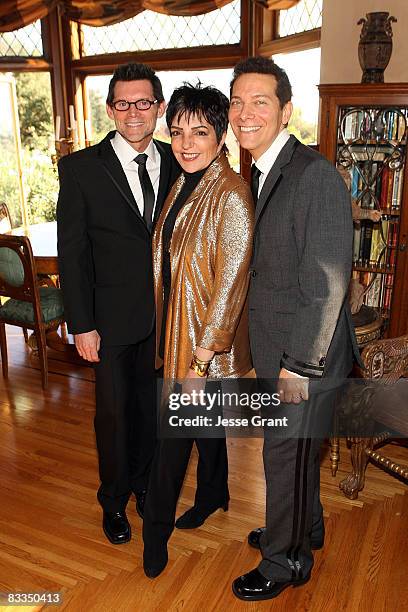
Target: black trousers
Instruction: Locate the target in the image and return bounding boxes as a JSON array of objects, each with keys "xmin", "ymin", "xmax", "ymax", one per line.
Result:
[
  {"xmin": 94, "ymin": 333, "xmax": 157, "ymax": 513},
  {"xmin": 143, "ymin": 435, "xmax": 229, "ymax": 553}
]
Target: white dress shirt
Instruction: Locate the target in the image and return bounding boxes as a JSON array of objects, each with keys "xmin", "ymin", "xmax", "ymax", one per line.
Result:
[
  {"xmin": 253, "ymin": 128, "xmax": 291, "ymax": 196},
  {"xmin": 110, "ymin": 132, "xmax": 161, "ymax": 216}
]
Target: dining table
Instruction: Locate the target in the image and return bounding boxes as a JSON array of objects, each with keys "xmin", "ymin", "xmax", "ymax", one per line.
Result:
[{"xmin": 11, "ymin": 221, "xmax": 59, "ymax": 276}]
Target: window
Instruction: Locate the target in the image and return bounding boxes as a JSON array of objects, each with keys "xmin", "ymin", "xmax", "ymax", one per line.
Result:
[
  {"xmin": 278, "ymin": 0, "xmax": 322, "ymax": 38},
  {"xmin": 81, "ymin": 1, "xmax": 240, "ymax": 56},
  {"xmin": 273, "ymin": 48, "xmax": 321, "ymax": 145},
  {"xmin": 0, "ymin": 20, "xmax": 43, "ymax": 57},
  {"xmin": 0, "ymin": 72, "xmax": 58, "ymax": 226}
]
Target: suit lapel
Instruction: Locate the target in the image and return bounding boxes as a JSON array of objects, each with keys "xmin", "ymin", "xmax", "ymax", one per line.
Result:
[
  {"xmin": 255, "ymin": 135, "xmax": 299, "ymax": 227},
  {"xmin": 153, "ymin": 139, "xmax": 172, "ymax": 224},
  {"xmin": 97, "ymin": 132, "xmax": 145, "ymax": 224}
]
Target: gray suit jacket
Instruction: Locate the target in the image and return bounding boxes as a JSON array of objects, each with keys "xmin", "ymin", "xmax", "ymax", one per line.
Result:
[{"xmin": 249, "ymin": 135, "xmax": 359, "ymax": 380}]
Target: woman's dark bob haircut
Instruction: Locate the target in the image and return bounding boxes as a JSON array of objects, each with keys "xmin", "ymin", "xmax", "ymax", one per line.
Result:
[{"xmin": 166, "ymin": 82, "xmax": 229, "ymax": 144}]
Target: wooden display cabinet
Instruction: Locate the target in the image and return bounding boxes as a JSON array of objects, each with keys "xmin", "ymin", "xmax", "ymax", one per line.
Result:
[{"xmin": 318, "ymin": 84, "xmax": 408, "ymax": 338}]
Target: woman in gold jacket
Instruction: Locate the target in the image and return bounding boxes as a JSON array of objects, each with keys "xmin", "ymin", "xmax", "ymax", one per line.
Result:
[{"xmin": 143, "ymin": 83, "xmax": 254, "ymax": 578}]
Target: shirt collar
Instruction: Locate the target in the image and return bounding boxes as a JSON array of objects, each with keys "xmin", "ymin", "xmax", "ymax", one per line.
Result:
[
  {"xmin": 254, "ymin": 128, "xmax": 291, "ymax": 176},
  {"xmin": 111, "ymin": 131, "xmax": 157, "ymax": 167}
]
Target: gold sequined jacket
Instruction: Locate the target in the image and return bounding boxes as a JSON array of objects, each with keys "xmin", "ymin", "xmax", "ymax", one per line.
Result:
[{"xmin": 152, "ymin": 151, "xmax": 254, "ymax": 380}]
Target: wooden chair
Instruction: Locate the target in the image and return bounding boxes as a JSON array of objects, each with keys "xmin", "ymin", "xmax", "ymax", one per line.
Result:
[
  {"xmin": 0, "ymin": 234, "xmax": 64, "ymax": 389},
  {"xmin": 337, "ymin": 335, "xmax": 408, "ymax": 499},
  {"xmin": 0, "ymin": 203, "xmax": 30, "ymax": 343}
]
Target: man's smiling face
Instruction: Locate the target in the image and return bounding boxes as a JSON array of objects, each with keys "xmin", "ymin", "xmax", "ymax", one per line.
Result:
[
  {"xmin": 229, "ymin": 73, "xmax": 292, "ymax": 161},
  {"xmin": 106, "ymin": 79, "xmax": 165, "ymax": 152}
]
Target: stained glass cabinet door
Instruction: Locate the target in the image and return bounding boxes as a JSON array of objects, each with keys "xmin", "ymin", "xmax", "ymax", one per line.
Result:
[{"xmin": 319, "ymin": 83, "xmax": 408, "ymax": 338}]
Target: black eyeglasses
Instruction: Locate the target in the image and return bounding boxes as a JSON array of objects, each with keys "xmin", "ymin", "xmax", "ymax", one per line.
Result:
[{"xmin": 111, "ymin": 99, "xmax": 158, "ymax": 111}]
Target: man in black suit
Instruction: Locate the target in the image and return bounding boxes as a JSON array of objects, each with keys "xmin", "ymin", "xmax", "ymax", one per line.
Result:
[
  {"xmin": 57, "ymin": 63, "xmax": 179, "ymax": 545},
  {"xmin": 228, "ymin": 57, "xmax": 359, "ymax": 600}
]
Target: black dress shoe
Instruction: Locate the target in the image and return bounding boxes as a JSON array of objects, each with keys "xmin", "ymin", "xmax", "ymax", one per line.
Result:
[
  {"xmin": 248, "ymin": 526, "xmax": 324, "ymax": 551},
  {"xmin": 102, "ymin": 511, "xmax": 131, "ymax": 545},
  {"xmin": 232, "ymin": 568, "xmax": 310, "ymax": 601},
  {"xmin": 135, "ymin": 490, "xmax": 146, "ymax": 519},
  {"xmin": 143, "ymin": 546, "xmax": 168, "ymax": 579},
  {"xmin": 175, "ymin": 501, "xmax": 229, "ymax": 529}
]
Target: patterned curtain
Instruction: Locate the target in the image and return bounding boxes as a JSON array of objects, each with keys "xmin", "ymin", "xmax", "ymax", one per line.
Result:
[
  {"xmin": 253, "ymin": 0, "xmax": 300, "ymax": 9},
  {"xmin": 0, "ymin": 0, "xmax": 236, "ymax": 32}
]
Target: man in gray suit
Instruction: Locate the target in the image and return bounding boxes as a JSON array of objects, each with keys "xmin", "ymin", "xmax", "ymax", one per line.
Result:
[{"xmin": 229, "ymin": 57, "xmax": 357, "ymax": 600}]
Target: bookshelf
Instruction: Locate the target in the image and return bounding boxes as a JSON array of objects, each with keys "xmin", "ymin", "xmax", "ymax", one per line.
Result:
[{"xmin": 319, "ymin": 84, "xmax": 408, "ymax": 338}]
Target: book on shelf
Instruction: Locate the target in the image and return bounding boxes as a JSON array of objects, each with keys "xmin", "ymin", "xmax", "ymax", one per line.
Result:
[
  {"xmin": 364, "ymin": 275, "xmax": 382, "ymax": 308},
  {"xmin": 361, "ymin": 222, "xmax": 373, "ymax": 264},
  {"xmin": 353, "ymin": 218, "xmax": 394, "ymax": 269},
  {"xmin": 340, "ymin": 107, "xmax": 407, "ymax": 144},
  {"xmin": 392, "ymin": 169, "xmax": 403, "ymax": 210},
  {"xmin": 387, "ymin": 168, "xmax": 395, "ymax": 210},
  {"xmin": 345, "ymin": 162, "xmax": 403, "ymax": 214},
  {"xmin": 382, "ymin": 273, "xmax": 394, "ymax": 311},
  {"xmin": 353, "ymin": 224, "xmax": 361, "ymax": 264},
  {"xmin": 369, "ymin": 224, "xmax": 385, "ymax": 263},
  {"xmin": 385, "ymin": 222, "xmax": 399, "ymax": 268}
]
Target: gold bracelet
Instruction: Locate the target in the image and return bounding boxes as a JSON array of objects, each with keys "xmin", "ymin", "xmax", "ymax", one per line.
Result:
[
  {"xmin": 189, "ymin": 354, "xmax": 211, "ymax": 377},
  {"xmin": 193, "ymin": 354, "xmax": 211, "ymax": 365}
]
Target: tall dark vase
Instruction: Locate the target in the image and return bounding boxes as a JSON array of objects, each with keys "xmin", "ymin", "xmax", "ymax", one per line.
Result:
[{"xmin": 357, "ymin": 12, "xmax": 397, "ymax": 84}]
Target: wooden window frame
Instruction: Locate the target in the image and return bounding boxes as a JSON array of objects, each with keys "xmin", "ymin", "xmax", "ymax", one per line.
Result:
[{"xmin": 255, "ymin": 6, "xmax": 321, "ymax": 57}]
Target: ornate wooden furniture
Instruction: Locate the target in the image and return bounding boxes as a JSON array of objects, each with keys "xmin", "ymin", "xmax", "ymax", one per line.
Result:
[
  {"xmin": 319, "ymin": 84, "xmax": 408, "ymax": 340},
  {"xmin": 0, "ymin": 234, "xmax": 64, "ymax": 389},
  {"xmin": 338, "ymin": 334, "xmax": 408, "ymax": 499}
]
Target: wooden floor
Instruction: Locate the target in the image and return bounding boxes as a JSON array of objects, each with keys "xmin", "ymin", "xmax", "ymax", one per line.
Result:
[{"xmin": 0, "ymin": 328, "xmax": 407, "ymax": 612}]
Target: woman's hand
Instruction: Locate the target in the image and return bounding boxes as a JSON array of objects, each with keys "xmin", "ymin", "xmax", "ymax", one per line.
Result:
[{"xmin": 182, "ymin": 368, "xmax": 207, "ymax": 405}]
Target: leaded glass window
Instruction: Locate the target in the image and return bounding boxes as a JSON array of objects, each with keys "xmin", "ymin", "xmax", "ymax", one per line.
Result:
[
  {"xmin": 0, "ymin": 20, "xmax": 43, "ymax": 57},
  {"xmin": 81, "ymin": 0, "xmax": 240, "ymax": 56},
  {"xmin": 278, "ymin": 0, "xmax": 322, "ymax": 38}
]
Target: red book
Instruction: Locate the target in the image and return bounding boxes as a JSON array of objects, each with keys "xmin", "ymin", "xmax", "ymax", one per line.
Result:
[
  {"xmin": 387, "ymin": 169, "xmax": 394, "ymax": 210},
  {"xmin": 380, "ymin": 166, "xmax": 389, "ymax": 212}
]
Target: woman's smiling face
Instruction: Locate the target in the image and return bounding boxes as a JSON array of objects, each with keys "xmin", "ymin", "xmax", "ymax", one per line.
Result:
[{"xmin": 170, "ymin": 113, "xmax": 226, "ymax": 173}]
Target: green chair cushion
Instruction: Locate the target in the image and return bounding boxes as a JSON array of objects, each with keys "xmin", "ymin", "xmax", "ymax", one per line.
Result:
[
  {"xmin": 0, "ymin": 287, "xmax": 64, "ymax": 324},
  {"xmin": 0, "ymin": 247, "xmax": 24, "ymax": 287}
]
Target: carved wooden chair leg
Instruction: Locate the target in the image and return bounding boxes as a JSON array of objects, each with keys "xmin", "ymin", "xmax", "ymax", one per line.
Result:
[
  {"xmin": 330, "ymin": 436, "xmax": 340, "ymax": 476},
  {"xmin": 0, "ymin": 321, "xmax": 8, "ymax": 378},
  {"xmin": 339, "ymin": 436, "xmax": 372, "ymax": 499}
]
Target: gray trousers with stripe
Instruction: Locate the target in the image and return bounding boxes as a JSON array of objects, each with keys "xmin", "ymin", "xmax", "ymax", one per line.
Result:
[{"xmin": 258, "ymin": 386, "xmax": 334, "ymax": 581}]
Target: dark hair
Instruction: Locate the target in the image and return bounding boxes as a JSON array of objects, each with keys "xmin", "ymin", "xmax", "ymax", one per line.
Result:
[
  {"xmin": 106, "ymin": 62, "xmax": 164, "ymax": 106},
  {"xmin": 166, "ymin": 82, "xmax": 229, "ymax": 144},
  {"xmin": 230, "ymin": 56, "xmax": 292, "ymax": 109}
]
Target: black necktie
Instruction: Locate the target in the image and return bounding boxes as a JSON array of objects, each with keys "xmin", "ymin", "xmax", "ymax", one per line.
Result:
[
  {"xmin": 135, "ymin": 153, "xmax": 155, "ymax": 231},
  {"xmin": 251, "ymin": 164, "xmax": 261, "ymax": 204}
]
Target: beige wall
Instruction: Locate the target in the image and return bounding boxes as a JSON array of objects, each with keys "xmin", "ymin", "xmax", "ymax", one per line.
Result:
[{"xmin": 320, "ymin": 0, "xmax": 407, "ymax": 83}]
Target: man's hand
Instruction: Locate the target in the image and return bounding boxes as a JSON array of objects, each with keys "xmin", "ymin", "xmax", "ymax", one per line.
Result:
[
  {"xmin": 74, "ymin": 330, "xmax": 101, "ymax": 362},
  {"xmin": 278, "ymin": 368, "xmax": 309, "ymax": 404}
]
